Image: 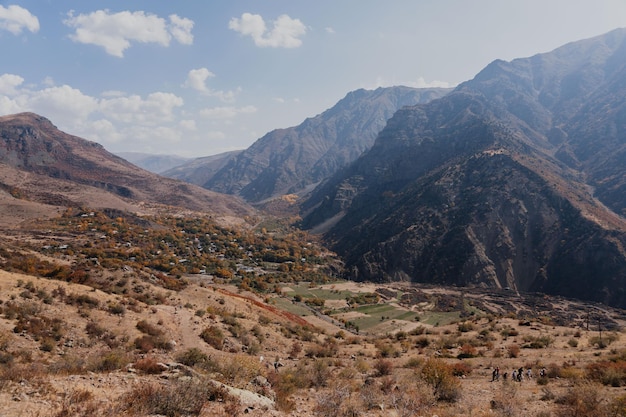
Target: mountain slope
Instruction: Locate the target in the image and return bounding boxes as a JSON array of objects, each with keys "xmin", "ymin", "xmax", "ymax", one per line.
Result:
[
  {"xmin": 0, "ymin": 113, "xmax": 255, "ymax": 223},
  {"xmin": 116, "ymin": 152, "xmax": 192, "ymax": 174},
  {"xmin": 200, "ymin": 86, "xmax": 450, "ymax": 202},
  {"xmin": 161, "ymin": 150, "xmax": 242, "ymax": 186},
  {"xmin": 301, "ymin": 29, "xmax": 626, "ymax": 308}
]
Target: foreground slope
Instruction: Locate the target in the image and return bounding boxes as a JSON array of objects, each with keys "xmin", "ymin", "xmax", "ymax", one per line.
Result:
[
  {"xmin": 0, "ymin": 113, "xmax": 255, "ymax": 224},
  {"xmin": 198, "ymin": 86, "xmax": 450, "ymax": 202},
  {"xmin": 302, "ymin": 29, "xmax": 626, "ymax": 308}
]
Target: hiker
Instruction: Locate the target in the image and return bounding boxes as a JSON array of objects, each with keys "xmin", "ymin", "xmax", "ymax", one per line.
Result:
[
  {"xmin": 502, "ymin": 372, "xmax": 508, "ymax": 381},
  {"xmin": 526, "ymin": 368, "xmax": 532, "ymax": 379},
  {"xmin": 491, "ymin": 367, "xmax": 499, "ymax": 382},
  {"xmin": 512, "ymin": 370, "xmax": 517, "ymax": 381},
  {"xmin": 517, "ymin": 367, "xmax": 523, "ymax": 382}
]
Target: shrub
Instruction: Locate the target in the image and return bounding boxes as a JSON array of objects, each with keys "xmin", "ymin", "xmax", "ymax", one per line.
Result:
[
  {"xmin": 220, "ymin": 354, "xmax": 267, "ymax": 387},
  {"xmin": 420, "ymin": 358, "xmax": 461, "ymax": 402},
  {"xmin": 523, "ymin": 335, "xmax": 553, "ymax": 349},
  {"xmin": 134, "ymin": 335, "xmax": 173, "ymax": 353},
  {"xmin": 374, "ymin": 358, "xmax": 393, "ymax": 376},
  {"xmin": 108, "ymin": 303, "xmax": 125, "ymax": 315},
  {"xmin": 89, "ymin": 349, "xmax": 130, "ymax": 372},
  {"xmin": 404, "ymin": 356, "xmax": 424, "ymax": 369},
  {"xmin": 134, "ymin": 357, "xmax": 166, "ymax": 374},
  {"xmin": 457, "ymin": 321, "xmax": 474, "ymax": 332},
  {"xmin": 176, "ymin": 347, "xmax": 210, "ymax": 367},
  {"xmin": 415, "ymin": 336, "xmax": 430, "ymax": 349},
  {"xmin": 200, "ymin": 326, "xmax": 224, "ymax": 350},
  {"xmin": 121, "ymin": 378, "xmax": 231, "ymax": 416},
  {"xmin": 388, "ymin": 378, "xmax": 436, "ymax": 417},
  {"xmin": 507, "ymin": 344, "xmax": 520, "ymax": 358},
  {"xmin": 555, "ymin": 381, "xmax": 610, "ymax": 417},
  {"xmin": 457, "ymin": 343, "xmax": 477, "ymax": 359},
  {"xmin": 451, "ymin": 362, "xmax": 472, "ymax": 377},
  {"xmin": 136, "ymin": 320, "xmax": 163, "ymax": 337},
  {"xmin": 586, "ymin": 360, "xmax": 626, "ymax": 386}
]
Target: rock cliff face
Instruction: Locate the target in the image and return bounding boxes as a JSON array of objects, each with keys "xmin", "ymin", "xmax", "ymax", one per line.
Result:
[
  {"xmin": 301, "ymin": 29, "xmax": 626, "ymax": 308},
  {"xmin": 197, "ymin": 86, "xmax": 450, "ymax": 202}
]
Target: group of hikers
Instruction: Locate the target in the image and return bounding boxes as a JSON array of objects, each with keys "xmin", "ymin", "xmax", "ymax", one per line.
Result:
[{"xmin": 491, "ymin": 366, "xmax": 547, "ymax": 382}]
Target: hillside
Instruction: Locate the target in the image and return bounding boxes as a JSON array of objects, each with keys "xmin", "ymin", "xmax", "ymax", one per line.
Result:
[
  {"xmin": 1, "ymin": 207, "xmax": 626, "ymax": 416},
  {"xmin": 115, "ymin": 152, "xmax": 192, "ymax": 174},
  {"xmin": 162, "ymin": 150, "xmax": 243, "ymax": 186},
  {"xmin": 197, "ymin": 86, "xmax": 450, "ymax": 203},
  {"xmin": 0, "ymin": 113, "xmax": 255, "ymax": 225},
  {"xmin": 301, "ymin": 29, "xmax": 626, "ymax": 308}
]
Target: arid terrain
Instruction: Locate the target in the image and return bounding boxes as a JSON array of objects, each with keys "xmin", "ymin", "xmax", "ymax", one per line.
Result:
[{"xmin": 1, "ymin": 245, "xmax": 626, "ymax": 416}]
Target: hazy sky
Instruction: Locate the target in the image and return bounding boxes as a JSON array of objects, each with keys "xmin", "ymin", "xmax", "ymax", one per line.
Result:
[{"xmin": 1, "ymin": 1, "xmax": 625, "ymax": 157}]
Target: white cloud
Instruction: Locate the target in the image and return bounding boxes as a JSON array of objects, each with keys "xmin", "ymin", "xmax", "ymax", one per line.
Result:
[
  {"xmin": 200, "ymin": 105, "xmax": 257, "ymax": 120},
  {"xmin": 179, "ymin": 119, "xmax": 196, "ymax": 131},
  {"xmin": 63, "ymin": 9, "xmax": 194, "ymax": 57},
  {"xmin": 99, "ymin": 92, "xmax": 183, "ymax": 125},
  {"xmin": 411, "ymin": 77, "xmax": 453, "ymax": 89},
  {"xmin": 27, "ymin": 85, "xmax": 99, "ymax": 124},
  {"xmin": 325, "ymin": 27, "xmax": 335, "ymax": 34},
  {"xmin": 0, "ymin": 74, "xmax": 25, "ymax": 95},
  {"xmin": 0, "ymin": 5, "xmax": 39, "ymax": 35},
  {"xmin": 229, "ymin": 13, "xmax": 306, "ymax": 48},
  {"xmin": 183, "ymin": 68, "xmax": 215, "ymax": 93},
  {"xmin": 168, "ymin": 14, "xmax": 194, "ymax": 45},
  {"xmin": 183, "ymin": 68, "xmax": 240, "ymax": 103}
]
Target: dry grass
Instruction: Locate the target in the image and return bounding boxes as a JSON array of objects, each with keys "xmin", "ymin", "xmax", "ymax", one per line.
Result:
[{"xmin": 1, "ymin": 267, "xmax": 626, "ymax": 416}]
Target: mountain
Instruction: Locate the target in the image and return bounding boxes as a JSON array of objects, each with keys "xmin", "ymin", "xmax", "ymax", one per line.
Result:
[
  {"xmin": 197, "ymin": 86, "xmax": 450, "ymax": 202},
  {"xmin": 301, "ymin": 28, "xmax": 626, "ymax": 308},
  {"xmin": 0, "ymin": 113, "xmax": 255, "ymax": 225},
  {"xmin": 161, "ymin": 150, "xmax": 242, "ymax": 185},
  {"xmin": 115, "ymin": 152, "xmax": 191, "ymax": 174}
]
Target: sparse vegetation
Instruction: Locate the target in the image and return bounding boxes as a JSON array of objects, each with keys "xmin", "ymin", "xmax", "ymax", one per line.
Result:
[{"xmin": 0, "ymin": 208, "xmax": 625, "ymax": 416}]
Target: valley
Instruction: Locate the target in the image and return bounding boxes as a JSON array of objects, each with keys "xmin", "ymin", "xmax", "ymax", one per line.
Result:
[{"xmin": 0, "ymin": 208, "xmax": 626, "ymax": 416}]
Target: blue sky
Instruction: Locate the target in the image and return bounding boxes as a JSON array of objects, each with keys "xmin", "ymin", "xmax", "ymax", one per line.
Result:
[{"xmin": 1, "ymin": 1, "xmax": 626, "ymax": 157}]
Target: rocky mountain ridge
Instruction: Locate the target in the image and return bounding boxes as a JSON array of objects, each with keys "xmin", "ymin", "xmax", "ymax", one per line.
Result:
[
  {"xmin": 173, "ymin": 86, "xmax": 450, "ymax": 203},
  {"xmin": 301, "ymin": 28, "xmax": 626, "ymax": 308},
  {"xmin": 0, "ymin": 113, "xmax": 255, "ymax": 224}
]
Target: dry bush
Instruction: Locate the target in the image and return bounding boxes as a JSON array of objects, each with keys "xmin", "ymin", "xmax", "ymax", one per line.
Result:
[
  {"xmin": 507, "ymin": 344, "xmax": 520, "ymax": 358},
  {"xmin": 134, "ymin": 356, "xmax": 166, "ymax": 374},
  {"xmin": 200, "ymin": 325, "xmax": 224, "ymax": 350},
  {"xmin": 415, "ymin": 335, "xmax": 430, "ymax": 348},
  {"xmin": 133, "ymin": 334, "xmax": 173, "ymax": 353},
  {"xmin": 52, "ymin": 388, "xmax": 109, "ymax": 417},
  {"xmin": 176, "ymin": 347, "xmax": 210, "ymax": 367},
  {"xmin": 450, "ymin": 362, "xmax": 472, "ymax": 377},
  {"xmin": 374, "ymin": 358, "xmax": 393, "ymax": 377},
  {"xmin": 555, "ymin": 381, "xmax": 610, "ymax": 417},
  {"xmin": 314, "ymin": 381, "xmax": 352, "ymax": 417},
  {"xmin": 136, "ymin": 319, "xmax": 163, "ymax": 336},
  {"xmin": 303, "ymin": 358, "xmax": 333, "ymax": 388},
  {"xmin": 522, "ymin": 335, "xmax": 554, "ymax": 349},
  {"xmin": 589, "ymin": 333, "xmax": 619, "ymax": 348},
  {"xmin": 586, "ymin": 360, "xmax": 626, "ymax": 386},
  {"xmin": 420, "ymin": 358, "xmax": 461, "ymax": 402},
  {"xmin": 388, "ymin": 378, "xmax": 436, "ymax": 417},
  {"xmin": 49, "ymin": 354, "xmax": 87, "ymax": 375},
  {"xmin": 220, "ymin": 353, "xmax": 266, "ymax": 388},
  {"xmin": 303, "ymin": 336, "xmax": 337, "ymax": 357},
  {"xmin": 490, "ymin": 380, "xmax": 518, "ymax": 417},
  {"xmin": 120, "ymin": 378, "xmax": 231, "ymax": 417},
  {"xmin": 457, "ymin": 343, "xmax": 478, "ymax": 359},
  {"xmin": 87, "ymin": 349, "xmax": 131, "ymax": 372}
]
